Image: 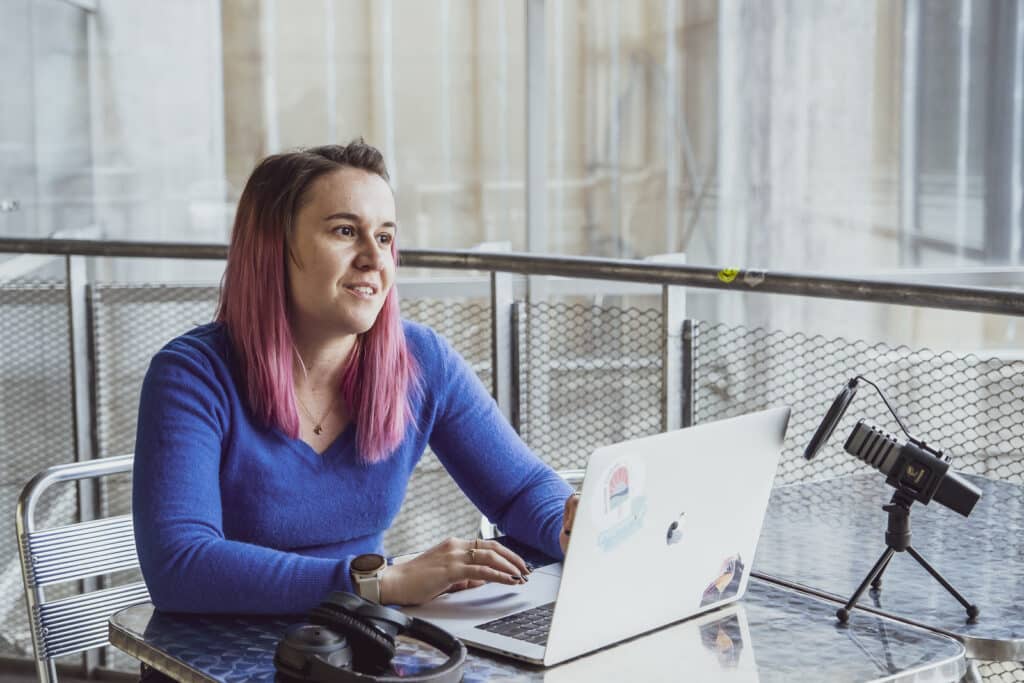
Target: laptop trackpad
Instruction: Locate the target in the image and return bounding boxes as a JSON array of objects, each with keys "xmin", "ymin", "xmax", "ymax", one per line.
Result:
[{"xmin": 403, "ymin": 570, "xmax": 561, "ymax": 625}]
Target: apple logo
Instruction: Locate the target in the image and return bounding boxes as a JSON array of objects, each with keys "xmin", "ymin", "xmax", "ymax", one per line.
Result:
[{"xmin": 666, "ymin": 512, "xmax": 686, "ymax": 545}]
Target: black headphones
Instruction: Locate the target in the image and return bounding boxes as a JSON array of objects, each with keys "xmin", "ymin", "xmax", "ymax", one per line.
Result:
[{"xmin": 274, "ymin": 591, "xmax": 467, "ymax": 682}]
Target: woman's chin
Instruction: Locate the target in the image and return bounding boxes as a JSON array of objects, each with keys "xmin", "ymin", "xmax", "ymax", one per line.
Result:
[{"xmin": 338, "ymin": 314, "xmax": 382, "ymax": 337}]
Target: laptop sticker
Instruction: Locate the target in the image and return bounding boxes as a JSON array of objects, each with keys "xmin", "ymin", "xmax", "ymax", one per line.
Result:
[
  {"xmin": 700, "ymin": 554, "xmax": 745, "ymax": 606},
  {"xmin": 594, "ymin": 461, "xmax": 647, "ymax": 551}
]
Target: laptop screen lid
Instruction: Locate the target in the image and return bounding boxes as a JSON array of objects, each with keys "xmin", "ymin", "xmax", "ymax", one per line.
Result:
[
  {"xmin": 542, "ymin": 406, "xmax": 789, "ymax": 665},
  {"xmin": 402, "ymin": 407, "xmax": 789, "ymax": 667}
]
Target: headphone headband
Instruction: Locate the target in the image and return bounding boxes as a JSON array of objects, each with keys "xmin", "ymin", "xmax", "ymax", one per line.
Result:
[{"xmin": 322, "ymin": 592, "xmax": 412, "ymax": 627}]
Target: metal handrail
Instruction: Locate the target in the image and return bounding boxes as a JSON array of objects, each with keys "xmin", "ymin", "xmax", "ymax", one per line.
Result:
[{"xmin": 1, "ymin": 236, "xmax": 1023, "ymax": 316}]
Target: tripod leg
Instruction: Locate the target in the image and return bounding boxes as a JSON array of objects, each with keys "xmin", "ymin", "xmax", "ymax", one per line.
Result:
[
  {"xmin": 870, "ymin": 554, "xmax": 893, "ymax": 590},
  {"xmin": 838, "ymin": 547, "xmax": 895, "ymax": 623},
  {"xmin": 905, "ymin": 546, "xmax": 980, "ymax": 621}
]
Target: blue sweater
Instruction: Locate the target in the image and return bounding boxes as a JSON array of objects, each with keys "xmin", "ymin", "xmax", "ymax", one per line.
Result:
[{"xmin": 133, "ymin": 321, "xmax": 571, "ymax": 614}]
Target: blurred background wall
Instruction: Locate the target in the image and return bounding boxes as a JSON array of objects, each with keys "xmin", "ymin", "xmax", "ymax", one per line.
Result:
[{"xmin": 2, "ymin": 0, "xmax": 1023, "ymax": 346}]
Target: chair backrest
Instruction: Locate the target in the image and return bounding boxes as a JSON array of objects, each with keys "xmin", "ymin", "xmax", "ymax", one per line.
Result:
[{"xmin": 16, "ymin": 455, "xmax": 149, "ymax": 683}]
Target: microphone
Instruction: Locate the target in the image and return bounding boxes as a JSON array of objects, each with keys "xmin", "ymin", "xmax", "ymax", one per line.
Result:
[
  {"xmin": 844, "ymin": 420, "xmax": 981, "ymax": 517},
  {"xmin": 805, "ymin": 376, "xmax": 984, "ymax": 624}
]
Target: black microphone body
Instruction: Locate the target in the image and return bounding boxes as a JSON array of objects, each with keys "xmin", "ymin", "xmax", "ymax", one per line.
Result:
[{"xmin": 843, "ymin": 419, "xmax": 982, "ymax": 517}]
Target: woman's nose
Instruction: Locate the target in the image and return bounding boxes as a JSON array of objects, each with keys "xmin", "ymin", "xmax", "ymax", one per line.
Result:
[{"xmin": 355, "ymin": 237, "xmax": 385, "ymax": 270}]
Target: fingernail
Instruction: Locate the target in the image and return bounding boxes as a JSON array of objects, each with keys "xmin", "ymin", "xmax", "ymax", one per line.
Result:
[{"xmin": 519, "ymin": 574, "xmax": 528, "ymax": 582}]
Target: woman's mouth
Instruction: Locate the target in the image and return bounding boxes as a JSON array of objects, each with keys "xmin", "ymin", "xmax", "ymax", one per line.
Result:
[{"xmin": 344, "ymin": 284, "xmax": 377, "ymax": 298}]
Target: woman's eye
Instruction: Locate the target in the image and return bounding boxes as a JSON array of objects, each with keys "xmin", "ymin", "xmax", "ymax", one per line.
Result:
[
  {"xmin": 377, "ymin": 233, "xmax": 394, "ymax": 245},
  {"xmin": 334, "ymin": 225, "xmax": 355, "ymax": 236}
]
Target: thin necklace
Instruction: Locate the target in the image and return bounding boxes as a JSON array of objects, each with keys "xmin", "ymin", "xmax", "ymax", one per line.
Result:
[
  {"xmin": 295, "ymin": 390, "xmax": 340, "ymax": 436},
  {"xmin": 292, "ymin": 347, "xmax": 340, "ymax": 436}
]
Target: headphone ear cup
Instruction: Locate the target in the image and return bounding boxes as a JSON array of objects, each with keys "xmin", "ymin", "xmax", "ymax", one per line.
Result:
[
  {"xmin": 311, "ymin": 604, "xmax": 397, "ymax": 673},
  {"xmin": 274, "ymin": 623, "xmax": 352, "ymax": 681}
]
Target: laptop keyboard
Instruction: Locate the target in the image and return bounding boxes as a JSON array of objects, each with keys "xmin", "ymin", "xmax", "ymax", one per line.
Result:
[{"xmin": 475, "ymin": 602, "xmax": 555, "ymax": 645}]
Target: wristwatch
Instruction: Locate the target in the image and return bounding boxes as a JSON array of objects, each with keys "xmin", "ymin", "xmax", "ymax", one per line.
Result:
[{"xmin": 350, "ymin": 553, "xmax": 387, "ymax": 603}]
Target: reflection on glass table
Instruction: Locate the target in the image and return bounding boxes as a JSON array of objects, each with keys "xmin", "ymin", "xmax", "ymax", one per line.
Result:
[{"xmin": 109, "ymin": 579, "xmax": 966, "ymax": 682}]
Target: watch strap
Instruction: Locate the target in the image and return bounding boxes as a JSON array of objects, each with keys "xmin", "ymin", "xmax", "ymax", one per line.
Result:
[
  {"xmin": 351, "ymin": 554, "xmax": 387, "ymax": 603},
  {"xmin": 353, "ymin": 571, "xmax": 382, "ymax": 603}
]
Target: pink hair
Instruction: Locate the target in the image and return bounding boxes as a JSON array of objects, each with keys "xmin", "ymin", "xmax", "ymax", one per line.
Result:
[{"xmin": 217, "ymin": 144, "xmax": 418, "ymax": 462}]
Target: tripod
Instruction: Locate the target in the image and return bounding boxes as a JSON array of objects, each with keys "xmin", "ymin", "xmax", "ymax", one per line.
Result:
[{"xmin": 836, "ymin": 487, "xmax": 979, "ymax": 623}]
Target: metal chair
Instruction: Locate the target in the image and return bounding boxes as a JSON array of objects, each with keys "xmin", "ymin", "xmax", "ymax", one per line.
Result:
[
  {"xmin": 479, "ymin": 468, "xmax": 586, "ymax": 540},
  {"xmin": 16, "ymin": 455, "xmax": 149, "ymax": 682}
]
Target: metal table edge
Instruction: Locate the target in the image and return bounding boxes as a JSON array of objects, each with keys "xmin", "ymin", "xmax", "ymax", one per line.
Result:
[
  {"xmin": 753, "ymin": 571, "xmax": 1021, "ymax": 661},
  {"xmin": 869, "ymin": 648, "xmax": 967, "ymax": 683},
  {"xmin": 109, "ymin": 619, "xmax": 215, "ymax": 683}
]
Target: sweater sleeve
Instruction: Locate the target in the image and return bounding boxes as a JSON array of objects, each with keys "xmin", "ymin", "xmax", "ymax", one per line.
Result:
[
  {"xmin": 132, "ymin": 343, "xmax": 353, "ymax": 614},
  {"xmin": 424, "ymin": 331, "xmax": 572, "ymax": 560}
]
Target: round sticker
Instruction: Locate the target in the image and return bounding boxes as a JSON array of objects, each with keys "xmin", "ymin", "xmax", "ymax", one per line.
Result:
[{"xmin": 717, "ymin": 268, "xmax": 739, "ymax": 284}]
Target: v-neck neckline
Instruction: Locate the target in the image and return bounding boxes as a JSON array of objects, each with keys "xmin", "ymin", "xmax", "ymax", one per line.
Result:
[{"xmin": 288, "ymin": 421, "xmax": 357, "ymax": 460}]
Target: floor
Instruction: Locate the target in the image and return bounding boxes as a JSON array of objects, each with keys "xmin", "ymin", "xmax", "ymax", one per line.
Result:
[
  {"xmin": 0, "ymin": 660, "xmax": 136, "ymax": 683},
  {"xmin": 1, "ymin": 672, "xmax": 92, "ymax": 683}
]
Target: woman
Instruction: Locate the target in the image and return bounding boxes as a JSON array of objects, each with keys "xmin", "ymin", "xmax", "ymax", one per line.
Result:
[{"xmin": 133, "ymin": 140, "xmax": 578, "ymax": 614}]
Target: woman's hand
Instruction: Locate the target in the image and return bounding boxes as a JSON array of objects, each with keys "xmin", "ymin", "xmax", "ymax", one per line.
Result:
[
  {"xmin": 559, "ymin": 492, "xmax": 580, "ymax": 555},
  {"xmin": 379, "ymin": 538, "xmax": 530, "ymax": 606}
]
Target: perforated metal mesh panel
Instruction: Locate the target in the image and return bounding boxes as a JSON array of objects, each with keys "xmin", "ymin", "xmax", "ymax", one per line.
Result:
[
  {"xmin": 692, "ymin": 321, "xmax": 1024, "ymax": 486},
  {"xmin": 0, "ymin": 284, "xmax": 75, "ymax": 481},
  {"xmin": 383, "ymin": 299, "xmax": 494, "ymax": 556},
  {"xmin": 90, "ymin": 283, "xmax": 220, "ymax": 518},
  {"xmin": 515, "ymin": 302, "xmax": 665, "ymax": 470},
  {"xmin": 91, "ymin": 284, "xmax": 221, "ymax": 458},
  {"xmin": 0, "ymin": 282, "xmax": 77, "ymax": 659},
  {"xmin": 978, "ymin": 661, "xmax": 1024, "ymax": 682}
]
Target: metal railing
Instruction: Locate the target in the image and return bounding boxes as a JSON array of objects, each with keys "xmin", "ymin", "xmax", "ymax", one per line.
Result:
[{"xmin": 3, "ymin": 236, "xmax": 1024, "ymax": 315}]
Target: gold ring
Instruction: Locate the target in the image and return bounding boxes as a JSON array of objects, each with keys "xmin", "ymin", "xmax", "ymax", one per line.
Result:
[
  {"xmin": 468, "ymin": 548, "xmax": 476, "ymax": 563},
  {"xmin": 474, "ymin": 538, "xmax": 480, "ymax": 550}
]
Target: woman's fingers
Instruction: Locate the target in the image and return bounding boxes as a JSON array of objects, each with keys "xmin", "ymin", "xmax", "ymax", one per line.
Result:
[
  {"xmin": 413, "ymin": 537, "xmax": 531, "ymax": 602},
  {"xmin": 462, "ymin": 562, "xmax": 525, "ymax": 585},
  {"xmin": 392, "ymin": 538, "xmax": 536, "ymax": 605},
  {"xmin": 559, "ymin": 493, "xmax": 580, "ymax": 554},
  {"xmin": 563, "ymin": 493, "xmax": 580, "ymax": 533},
  {"xmin": 464, "ymin": 547, "xmax": 527, "ymax": 581},
  {"xmin": 474, "ymin": 539, "xmax": 530, "ymax": 575}
]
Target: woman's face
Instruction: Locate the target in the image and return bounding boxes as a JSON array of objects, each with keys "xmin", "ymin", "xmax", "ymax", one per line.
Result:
[{"xmin": 287, "ymin": 167, "xmax": 397, "ymax": 340}]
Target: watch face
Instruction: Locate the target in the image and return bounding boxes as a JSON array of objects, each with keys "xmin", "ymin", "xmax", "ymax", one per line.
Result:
[{"xmin": 352, "ymin": 553, "xmax": 386, "ymax": 573}]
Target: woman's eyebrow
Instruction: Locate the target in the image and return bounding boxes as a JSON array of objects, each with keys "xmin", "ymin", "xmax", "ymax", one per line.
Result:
[
  {"xmin": 323, "ymin": 211, "xmax": 361, "ymax": 222},
  {"xmin": 323, "ymin": 211, "xmax": 397, "ymax": 229}
]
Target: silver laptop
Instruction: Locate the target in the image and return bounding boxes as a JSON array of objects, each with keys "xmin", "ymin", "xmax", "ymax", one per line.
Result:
[{"xmin": 402, "ymin": 406, "xmax": 790, "ymax": 667}]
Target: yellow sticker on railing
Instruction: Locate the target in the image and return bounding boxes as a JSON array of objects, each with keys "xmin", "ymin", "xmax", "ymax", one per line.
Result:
[{"xmin": 717, "ymin": 268, "xmax": 739, "ymax": 283}]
